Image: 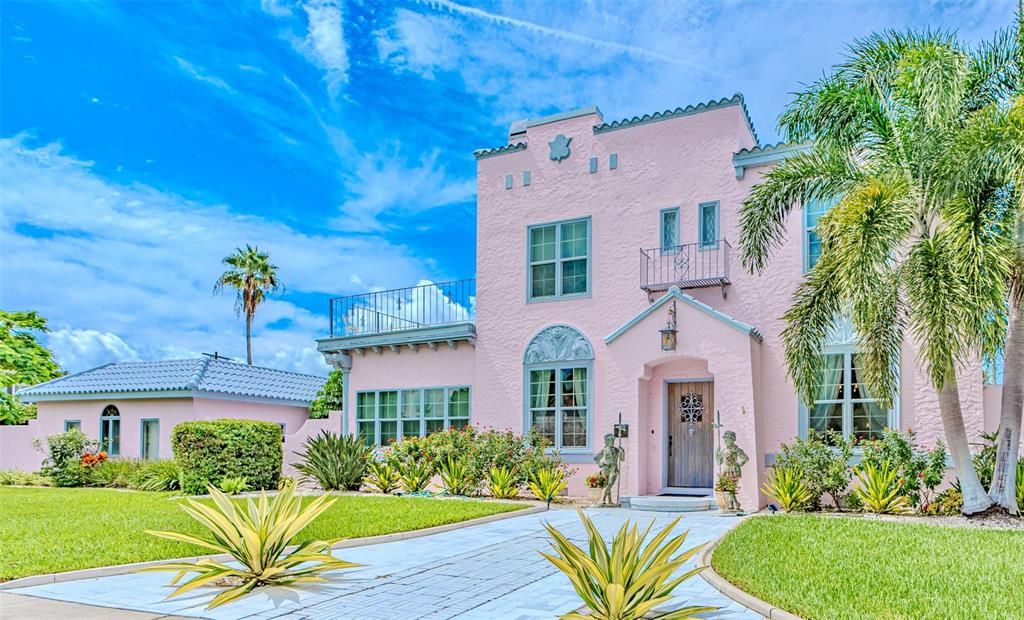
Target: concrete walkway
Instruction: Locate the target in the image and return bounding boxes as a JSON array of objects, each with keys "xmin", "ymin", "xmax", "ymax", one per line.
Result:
[{"xmin": 6, "ymin": 507, "xmax": 760, "ymax": 620}]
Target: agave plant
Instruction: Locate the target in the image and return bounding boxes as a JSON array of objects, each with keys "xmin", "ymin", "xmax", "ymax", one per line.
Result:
[
  {"xmin": 140, "ymin": 480, "xmax": 360, "ymax": 608},
  {"xmin": 486, "ymin": 465, "xmax": 520, "ymax": 499},
  {"xmin": 399, "ymin": 459, "xmax": 432, "ymax": 494},
  {"xmin": 364, "ymin": 461, "xmax": 400, "ymax": 494},
  {"xmin": 294, "ymin": 430, "xmax": 369, "ymax": 491},
  {"xmin": 541, "ymin": 509, "xmax": 716, "ymax": 620},
  {"xmin": 439, "ymin": 456, "xmax": 474, "ymax": 496},
  {"xmin": 852, "ymin": 460, "xmax": 912, "ymax": 514},
  {"xmin": 760, "ymin": 466, "xmax": 813, "ymax": 512},
  {"xmin": 528, "ymin": 466, "xmax": 567, "ymax": 508},
  {"xmin": 218, "ymin": 476, "xmax": 249, "ymax": 495}
]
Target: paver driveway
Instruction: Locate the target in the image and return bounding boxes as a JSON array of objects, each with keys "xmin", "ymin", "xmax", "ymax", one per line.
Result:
[{"xmin": 11, "ymin": 506, "xmax": 760, "ymax": 620}]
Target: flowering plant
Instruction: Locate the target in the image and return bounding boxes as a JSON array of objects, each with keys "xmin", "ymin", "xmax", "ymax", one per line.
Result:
[
  {"xmin": 714, "ymin": 473, "xmax": 737, "ymax": 493},
  {"xmin": 584, "ymin": 472, "xmax": 608, "ymax": 489},
  {"xmin": 81, "ymin": 451, "xmax": 108, "ymax": 467}
]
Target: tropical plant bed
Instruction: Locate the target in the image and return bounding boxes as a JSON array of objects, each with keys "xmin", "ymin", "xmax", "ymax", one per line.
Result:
[
  {"xmin": 712, "ymin": 514, "xmax": 1024, "ymax": 620},
  {"xmin": 0, "ymin": 486, "xmax": 527, "ymax": 581}
]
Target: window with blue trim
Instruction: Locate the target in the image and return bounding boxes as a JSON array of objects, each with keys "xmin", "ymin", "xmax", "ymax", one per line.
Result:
[
  {"xmin": 804, "ymin": 199, "xmax": 834, "ymax": 270},
  {"xmin": 809, "ymin": 352, "xmax": 891, "ymax": 441},
  {"xmin": 99, "ymin": 405, "xmax": 120, "ymax": 456},
  {"xmin": 528, "ymin": 367, "xmax": 588, "ymax": 449},
  {"xmin": 356, "ymin": 387, "xmax": 470, "ymax": 447},
  {"xmin": 528, "ymin": 218, "xmax": 589, "ymax": 300},
  {"xmin": 698, "ymin": 202, "xmax": 718, "ymax": 248},
  {"xmin": 140, "ymin": 419, "xmax": 159, "ymax": 460},
  {"xmin": 660, "ymin": 208, "xmax": 679, "ymax": 250},
  {"xmin": 64, "ymin": 419, "xmax": 81, "ymax": 432}
]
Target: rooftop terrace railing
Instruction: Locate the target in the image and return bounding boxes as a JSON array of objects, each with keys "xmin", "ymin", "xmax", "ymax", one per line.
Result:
[
  {"xmin": 328, "ymin": 279, "xmax": 476, "ymax": 338},
  {"xmin": 640, "ymin": 240, "xmax": 731, "ymax": 294}
]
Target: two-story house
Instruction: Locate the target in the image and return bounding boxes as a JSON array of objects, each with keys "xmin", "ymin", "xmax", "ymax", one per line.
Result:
[{"xmin": 316, "ymin": 94, "xmax": 1002, "ymax": 510}]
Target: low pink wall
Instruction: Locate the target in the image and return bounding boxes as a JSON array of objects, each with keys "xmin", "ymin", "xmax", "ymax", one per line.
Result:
[
  {"xmin": 0, "ymin": 419, "xmax": 48, "ymax": 471},
  {"xmin": 282, "ymin": 410, "xmax": 340, "ymax": 479}
]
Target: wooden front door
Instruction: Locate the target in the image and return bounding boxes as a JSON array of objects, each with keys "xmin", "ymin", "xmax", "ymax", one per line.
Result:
[{"xmin": 667, "ymin": 381, "xmax": 714, "ymax": 488}]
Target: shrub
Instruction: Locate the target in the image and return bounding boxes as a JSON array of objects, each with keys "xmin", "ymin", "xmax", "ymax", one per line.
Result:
[
  {"xmin": 761, "ymin": 467, "xmax": 813, "ymax": 512},
  {"xmin": 398, "ymin": 459, "xmax": 432, "ymax": 494},
  {"xmin": 131, "ymin": 460, "xmax": 181, "ymax": 492},
  {"xmin": 714, "ymin": 473, "xmax": 738, "ymax": 494},
  {"xmin": 439, "ymin": 456, "xmax": 475, "ymax": 496},
  {"xmin": 172, "ymin": 419, "xmax": 282, "ymax": 495},
  {"xmin": 0, "ymin": 469, "xmax": 52, "ymax": 486},
  {"xmin": 475, "ymin": 429, "xmax": 533, "ymax": 485},
  {"xmin": 774, "ymin": 430, "xmax": 852, "ymax": 509},
  {"xmin": 852, "ymin": 460, "xmax": 911, "ymax": 514},
  {"xmin": 528, "ymin": 466, "xmax": 567, "ymax": 508},
  {"xmin": 541, "ymin": 509, "xmax": 716, "ymax": 620},
  {"xmin": 426, "ymin": 428, "xmax": 484, "ymax": 491},
  {"xmin": 219, "ymin": 476, "xmax": 250, "ymax": 495},
  {"xmin": 486, "ymin": 466, "xmax": 520, "ymax": 499},
  {"xmin": 924, "ymin": 487, "xmax": 963, "ymax": 516},
  {"xmin": 1017, "ymin": 459, "xmax": 1024, "ymax": 511},
  {"xmin": 585, "ymin": 471, "xmax": 608, "ymax": 489},
  {"xmin": 294, "ymin": 430, "xmax": 369, "ymax": 491},
  {"xmin": 140, "ymin": 480, "xmax": 360, "ymax": 609},
  {"xmin": 308, "ymin": 370, "xmax": 343, "ymax": 419},
  {"xmin": 88, "ymin": 459, "xmax": 141, "ymax": 488},
  {"xmin": 364, "ymin": 460, "xmax": 400, "ymax": 494},
  {"xmin": 35, "ymin": 429, "xmax": 98, "ymax": 487},
  {"xmin": 860, "ymin": 429, "xmax": 946, "ymax": 507}
]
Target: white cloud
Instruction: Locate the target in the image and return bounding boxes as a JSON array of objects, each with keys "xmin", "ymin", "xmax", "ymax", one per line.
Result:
[
  {"xmin": 172, "ymin": 56, "xmax": 235, "ymax": 92},
  {"xmin": 0, "ymin": 135, "xmax": 439, "ymax": 376},
  {"xmin": 260, "ymin": 0, "xmax": 293, "ymax": 18},
  {"xmin": 297, "ymin": 0, "xmax": 349, "ymax": 95}
]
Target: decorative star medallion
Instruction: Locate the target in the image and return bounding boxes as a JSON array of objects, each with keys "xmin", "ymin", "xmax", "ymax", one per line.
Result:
[{"xmin": 548, "ymin": 134, "xmax": 572, "ymax": 162}]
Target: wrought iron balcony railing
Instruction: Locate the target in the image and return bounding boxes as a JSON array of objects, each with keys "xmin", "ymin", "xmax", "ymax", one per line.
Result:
[
  {"xmin": 640, "ymin": 240, "xmax": 731, "ymax": 296},
  {"xmin": 328, "ymin": 279, "xmax": 476, "ymax": 338}
]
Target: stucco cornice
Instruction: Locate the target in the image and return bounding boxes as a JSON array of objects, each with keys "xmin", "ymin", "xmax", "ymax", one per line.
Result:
[
  {"xmin": 732, "ymin": 141, "xmax": 811, "ymax": 178},
  {"xmin": 604, "ymin": 287, "xmax": 763, "ymax": 344},
  {"xmin": 473, "ymin": 142, "xmax": 527, "ymax": 160},
  {"xmin": 592, "ymin": 94, "xmax": 759, "ymax": 144}
]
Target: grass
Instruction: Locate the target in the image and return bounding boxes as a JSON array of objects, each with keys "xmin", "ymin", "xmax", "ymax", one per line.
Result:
[
  {"xmin": 712, "ymin": 514, "xmax": 1024, "ymax": 620},
  {"xmin": 0, "ymin": 486, "xmax": 527, "ymax": 581}
]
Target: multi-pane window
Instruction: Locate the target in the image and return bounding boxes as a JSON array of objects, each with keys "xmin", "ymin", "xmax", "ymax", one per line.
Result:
[
  {"xmin": 698, "ymin": 201, "xmax": 719, "ymax": 248},
  {"xmin": 809, "ymin": 352, "xmax": 890, "ymax": 441},
  {"xmin": 99, "ymin": 405, "xmax": 120, "ymax": 456},
  {"xmin": 528, "ymin": 366, "xmax": 588, "ymax": 449},
  {"xmin": 805, "ymin": 199, "xmax": 833, "ymax": 270},
  {"xmin": 528, "ymin": 218, "xmax": 589, "ymax": 300},
  {"xmin": 357, "ymin": 387, "xmax": 470, "ymax": 447},
  {"xmin": 140, "ymin": 419, "xmax": 159, "ymax": 460},
  {"xmin": 660, "ymin": 208, "xmax": 679, "ymax": 250}
]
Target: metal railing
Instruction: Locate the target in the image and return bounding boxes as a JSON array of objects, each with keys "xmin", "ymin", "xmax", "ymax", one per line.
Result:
[
  {"xmin": 640, "ymin": 240, "xmax": 732, "ymax": 293},
  {"xmin": 329, "ymin": 279, "xmax": 476, "ymax": 338}
]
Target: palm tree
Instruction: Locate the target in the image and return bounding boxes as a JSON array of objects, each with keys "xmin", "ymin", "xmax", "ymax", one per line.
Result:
[
  {"xmin": 214, "ymin": 245, "xmax": 282, "ymax": 365},
  {"xmin": 738, "ymin": 29, "xmax": 1021, "ymax": 515}
]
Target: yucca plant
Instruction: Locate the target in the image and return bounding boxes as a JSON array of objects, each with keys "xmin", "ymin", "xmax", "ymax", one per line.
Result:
[
  {"xmin": 486, "ymin": 465, "xmax": 520, "ymax": 499},
  {"xmin": 364, "ymin": 461, "xmax": 400, "ymax": 494},
  {"xmin": 399, "ymin": 459, "xmax": 432, "ymax": 494},
  {"xmin": 541, "ymin": 509, "xmax": 716, "ymax": 620},
  {"xmin": 294, "ymin": 430, "xmax": 369, "ymax": 491},
  {"xmin": 140, "ymin": 480, "xmax": 360, "ymax": 608},
  {"xmin": 852, "ymin": 460, "xmax": 912, "ymax": 514},
  {"xmin": 528, "ymin": 466, "xmax": 567, "ymax": 508},
  {"xmin": 219, "ymin": 476, "xmax": 249, "ymax": 495},
  {"xmin": 760, "ymin": 467, "xmax": 813, "ymax": 512},
  {"xmin": 439, "ymin": 456, "xmax": 474, "ymax": 496}
]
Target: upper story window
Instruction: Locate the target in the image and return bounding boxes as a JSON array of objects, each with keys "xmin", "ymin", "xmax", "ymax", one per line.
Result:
[
  {"xmin": 356, "ymin": 386, "xmax": 470, "ymax": 447},
  {"xmin": 808, "ymin": 351, "xmax": 892, "ymax": 441},
  {"xmin": 804, "ymin": 199, "xmax": 834, "ymax": 270},
  {"xmin": 528, "ymin": 218, "xmax": 590, "ymax": 301},
  {"xmin": 660, "ymin": 208, "xmax": 679, "ymax": 250},
  {"xmin": 698, "ymin": 201, "xmax": 719, "ymax": 248}
]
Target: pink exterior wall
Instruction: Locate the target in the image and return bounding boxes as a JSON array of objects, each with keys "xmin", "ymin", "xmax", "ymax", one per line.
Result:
[{"xmin": 283, "ymin": 410, "xmax": 340, "ymax": 478}]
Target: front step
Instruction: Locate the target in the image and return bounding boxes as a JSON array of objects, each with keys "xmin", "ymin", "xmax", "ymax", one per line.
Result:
[{"xmin": 624, "ymin": 495, "xmax": 715, "ymax": 512}]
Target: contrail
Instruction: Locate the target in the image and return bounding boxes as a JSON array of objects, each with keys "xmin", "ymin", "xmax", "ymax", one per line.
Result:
[{"xmin": 418, "ymin": 0, "xmax": 730, "ymax": 78}]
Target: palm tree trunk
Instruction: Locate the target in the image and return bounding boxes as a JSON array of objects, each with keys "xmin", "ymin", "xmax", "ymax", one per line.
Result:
[
  {"xmin": 245, "ymin": 314, "xmax": 253, "ymax": 365},
  {"xmin": 937, "ymin": 378, "xmax": 993, "ymax": 514},
  {"xmin": 989, "ymin": 300, "xmax": 1023, "ymax": 514}
]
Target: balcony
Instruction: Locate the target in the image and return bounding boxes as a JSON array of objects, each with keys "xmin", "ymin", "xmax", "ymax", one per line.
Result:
[
  {"xmin": 640, "ymin": 240, "xmax": 731, "ymax": 298},
  {"xmin": 318, "ymin": 279, "xmax": 476, "ymax": 355}
]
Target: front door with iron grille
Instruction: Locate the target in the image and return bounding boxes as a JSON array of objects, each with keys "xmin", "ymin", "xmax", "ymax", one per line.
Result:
[{"xmin": 667, "ymin": 381, "xmax": 714, "ymax": 487}]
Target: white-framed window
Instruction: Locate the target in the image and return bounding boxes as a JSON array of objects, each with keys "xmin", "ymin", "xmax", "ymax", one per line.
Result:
[
  {"xmin": 698, "ymin": 201, "xmax": 719, "ymax": 248},
  {"xmin": 808, "ymin": 351, "xmax": 892, "ymax": 441},
  {"xmin": 356, "ymin": 386, "xmax": 470, "ymax": 447},
  {"xmin": 528, "ymin": 366, "xmax": 589, "ymax": 449},
  {"xmin": 140, "ymin": 419, "xmax": 159, "ymax": 460},
  {"xmin": 804, "ymin": 199, "xmax": 834, "ymax": 270},
  {"xmin": 64, "ymin": 419, "xmax": 81, "ymax": 432},
  {"xmin": 99, "ymin": 405, "xmax": 120, "ymax": 456},
  {"xmin": 660, "ymin": 207, "xmax": 679, "ymax": 251},
  {"xmin": 528, "ymin": 218, "xmax": 590, "ymax": 300}
]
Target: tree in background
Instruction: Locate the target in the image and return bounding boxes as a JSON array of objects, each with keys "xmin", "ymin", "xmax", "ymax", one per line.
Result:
[
  {"xmin": 739, "ymin": 27, "xmax": 1020, "ymax": 514},
  {"xmin": 214, "ymin": 245, "xmax": 282, "ymax": 365},
  {"xmin": 308, "ymin": 369, "xmax": 343, "ymax": 419},
  {"xmin": 0, "ymin": 310, "xmax": 62, "ymax": 425}
]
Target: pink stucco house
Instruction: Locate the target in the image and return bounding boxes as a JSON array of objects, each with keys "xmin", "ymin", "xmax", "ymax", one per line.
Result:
[
  {"xmin": 1, "ymin": 357, "xmax": 328, "ymax": 472},
  {"xmin": 317, "ymin": 94, "xmax": 1005, "ymax": 511}
]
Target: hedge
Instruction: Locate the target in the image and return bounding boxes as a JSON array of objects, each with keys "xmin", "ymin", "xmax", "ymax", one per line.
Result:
[{"xmin": 171, "ymin": 419, "xmax": 282, "ymax": 494}]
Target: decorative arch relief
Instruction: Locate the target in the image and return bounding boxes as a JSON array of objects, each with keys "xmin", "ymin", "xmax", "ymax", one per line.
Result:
[
  {"xmin": 524, "ymin": 325, "xmax": 593, "ymax": 364},
  {"xmin": 826, "ymin": 313, "xmax": 858, "ymax": 346}
]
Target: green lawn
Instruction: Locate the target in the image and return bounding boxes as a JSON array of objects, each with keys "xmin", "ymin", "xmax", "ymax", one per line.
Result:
[
  {"xmin": 712, "ymin": 514, "xmax": 1024, "ymax": 620},
  {"xmin": 0, "ymin": 487, "xmax": 526, "ymax": 581}
]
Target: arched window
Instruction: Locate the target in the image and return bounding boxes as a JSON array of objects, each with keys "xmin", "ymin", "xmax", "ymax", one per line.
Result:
[
  {"xmin": 523, "ymin": 325, "xmax": 593, "ymax": 451},
  {"xmin": 100, "ymin": 405, "xmax": 121, "ymax": 456}
]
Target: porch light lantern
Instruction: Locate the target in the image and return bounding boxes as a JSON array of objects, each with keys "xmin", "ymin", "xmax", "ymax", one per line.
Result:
[{"xmin": 659, "ymin": 300, "xmax": 678, "ymax": 351}]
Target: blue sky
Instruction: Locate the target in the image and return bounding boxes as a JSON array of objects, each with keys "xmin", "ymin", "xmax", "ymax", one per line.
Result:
[{"xmin": 0, "ymin": 0, "xmax": 1015, "ymax": 375}]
